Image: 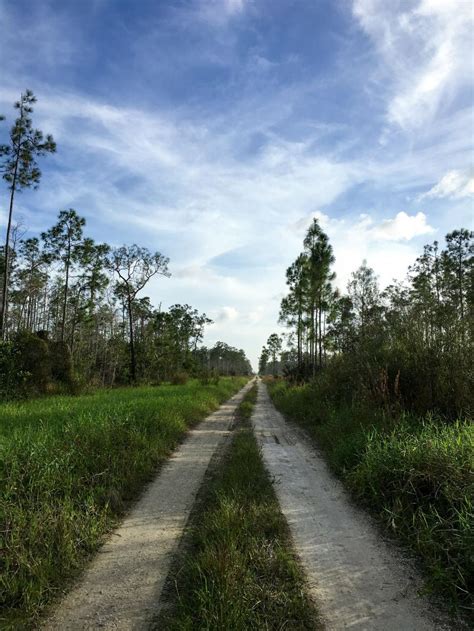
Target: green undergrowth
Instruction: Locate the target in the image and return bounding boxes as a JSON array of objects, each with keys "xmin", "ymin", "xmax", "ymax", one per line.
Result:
[
  {"xmin": 0, "ymin": 377, "xmax": 247, "ymax": 629},
  {"xmin": 158, "ymin": 383, "xmax": 319, "ymax": 630},
  {"xmin": 268, "ymin": 379, "xmax": 473, "ymax": 619}
]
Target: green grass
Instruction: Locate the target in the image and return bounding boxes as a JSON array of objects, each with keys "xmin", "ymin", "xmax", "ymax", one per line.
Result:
[
  {"xmin": 0, "ymin": 377, "xmax": 247, "ymax": 628},
  {"xmin": 158, "ymin": 385, "xmax": 319, "ymax": 630},
  {"xmin": 268, "ymin": 379, "xmax": 473, "ymax": 618}
]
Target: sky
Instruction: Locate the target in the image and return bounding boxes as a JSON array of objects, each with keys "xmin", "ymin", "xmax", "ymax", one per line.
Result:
[{"xmin": 0, "ymin": 0, "xmax": 473, "ymax": 369}]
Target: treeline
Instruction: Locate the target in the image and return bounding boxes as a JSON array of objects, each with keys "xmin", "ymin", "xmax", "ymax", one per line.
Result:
[
  {"xmin": 0, "ymin": 210, "xmax": 251, "ymax": 396},
  {"xmin": 0, "ymin": 91, "xmax": 251, "ymax": 396},
  {"xmin": 262, "ymin": 218, "xmax": 473, "ymax": 416}
]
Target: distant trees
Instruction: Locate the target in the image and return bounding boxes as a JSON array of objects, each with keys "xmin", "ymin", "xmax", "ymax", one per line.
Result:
[
  {"xmin": 271, "ymin": 221, "xmax": 473, "ymax": 416},
  {"xmin": 277, "ymin": 218, "xmax": 335, "ymax": 379},
  {"xmin": 266, "ymin": 333, "xmax": 282, "ymax": 375},
  {"xmin": 0, "ymin": 91, "xmax": 56, "ymax": 339},
  {"xmin": 42, "ymin": 210, "xmax": 86, "ymax": 341},
  {"xmin": 259, "ymin": 346, "xmax": 269, "ymax": 374},
  {"xmin": 204, "ymin": 341, "xmax": 252, "ymax": 376}
]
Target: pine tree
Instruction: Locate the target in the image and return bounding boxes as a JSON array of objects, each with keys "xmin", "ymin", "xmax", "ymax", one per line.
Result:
[{"xmin": 0, "ymin": 91, "xmax": 56, "ymax": 338}]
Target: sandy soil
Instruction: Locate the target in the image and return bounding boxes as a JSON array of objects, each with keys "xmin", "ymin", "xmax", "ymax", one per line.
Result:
[
  {"xmin": 43, "ymin": 381, "xmax": 252, "ymax": 631},
  {"xmin": 252, "ymin": 381, "xmax": 450, "ymax": 631}
]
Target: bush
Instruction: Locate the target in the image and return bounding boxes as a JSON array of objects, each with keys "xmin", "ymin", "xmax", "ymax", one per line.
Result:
[
  {"xmin": 14, "ymin": 332, "xmax": 51, "ymax": 394},
  {"xmin": 198, "ymin": 368, "xmax": 220, "ymax": 386},
  {"xmin": 170, "ymin": 371, "xmax": 189, "ymax": 385},
  {"xmin": 0, "ymin": 341, "xmax": 28, "ymax": 398}
]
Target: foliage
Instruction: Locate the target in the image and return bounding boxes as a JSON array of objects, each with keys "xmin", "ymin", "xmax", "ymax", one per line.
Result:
[
  {"xmin": 0, "ymin": 378, "xmax": 247, "ymax": 628},
  {"xmin": 0, "ymin": 341, "xmax": 27, "ymax": 397},
  {"xmin": 0, "ymin": 90, "xmax": 56, "ymax": 338},
  {"xmin": 14, "ymin": 331, "xmax": 51, "ymax": 394},
  {"xmin": 276, "ymin": 219, "xmax": 335, "ymax": 378},
  {"xmin": 0, "ymin": 208, "xmax": 252, "ymax": 395},
  {"xmin": 159, "ymin": 385, "xmax": 319, "ymax": 630},
  {"xmin": 49, "ymin": 339, "xmax": 74, "ymax": 386},
  {"xmin": 265, "ymin": 333, "xmax": 282, "ymax": 375},
  {"xmin": 108, "ymin": 244, "xmax": 170, "ymax": 382},
  {"xmin": 170, "ymin": 371, "xmax": 189, "ymax": 385},
  {"xmin": 198, "ymin": 368, "xmax": 220, "ymax": 386},
  {"xmin": 272, "ymin": 226, "xmax": 473, "ymax": 416}
]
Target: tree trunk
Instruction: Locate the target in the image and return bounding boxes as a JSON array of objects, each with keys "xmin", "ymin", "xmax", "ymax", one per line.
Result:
[
  {"xmin": 127, "ymin": 294, "xmax": 136, "ymax": 383},
  {"xmin": 0, "ymin": 163, "xmax": 19, "ymax": 340},
  {"xmin": 318, "ymin": 297, "xmax": 322, "ymax": 368},
  {"xmin": 61, "ymin": 241, "xmax": 71, "ymax": 341}
]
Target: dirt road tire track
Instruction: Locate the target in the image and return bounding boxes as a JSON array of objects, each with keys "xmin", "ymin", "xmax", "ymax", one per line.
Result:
[
  {"xmin": 252, "ymin": 380, "xmax": 449, "ymax": 631},
  {"xmin": 43, "ymin": 381, "xmax": 253, "ymax": 631}
]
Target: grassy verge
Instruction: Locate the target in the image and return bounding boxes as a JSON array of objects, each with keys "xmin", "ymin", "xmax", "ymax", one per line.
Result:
[
  {"xmin": 267, "ymin": 379, "xmax": 473, "ymax": 619},
  {"xmin": 158, "ymin": 384, "xmax": 319, "ymax": 630},
  {"xmin": 0, "ymin": 377, "xmax": 247, "ymax": 628}
]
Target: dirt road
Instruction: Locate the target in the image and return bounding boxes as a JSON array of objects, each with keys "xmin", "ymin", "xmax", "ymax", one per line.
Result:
[
  {"xmin": 44, "ymin": 381, "xmax": 252, "ymax": 631},
  {"xmin": 252, "ymin": 381, "xmax": 447, "ymax": 631}
]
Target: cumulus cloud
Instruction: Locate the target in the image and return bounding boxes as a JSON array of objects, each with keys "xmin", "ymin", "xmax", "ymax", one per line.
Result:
[
  {"xmin": 420, "ymin": 170, "xmax": 474, "ymax": 200},
  {"xmin": 367, "ymin": 211, "xmax": 435, "ymax": 241}
]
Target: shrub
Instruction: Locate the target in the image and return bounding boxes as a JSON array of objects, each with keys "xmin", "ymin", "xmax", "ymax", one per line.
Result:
[
  {"xmin": 0, "ymin": 341, "xmax": 28, "ymax": 398},
  {"xmin": 49, "ymin": 340, "xmax": 74, "ymax": 386},
  {"xmin": 198, "ymin": 368, "xmax": 220, "ymax": 386},
  {"xmin": 170, "ymin": 371, "xmax": 189, "ymax": 385},
  {"xmin": 14, "ymin": 332, "xmax": 51, "ymax": 394}
]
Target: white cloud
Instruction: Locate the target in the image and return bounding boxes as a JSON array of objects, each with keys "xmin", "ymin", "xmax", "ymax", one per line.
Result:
[
  {"xmin": 420, "ymin": 170, "xmax": 474, "ymax": 200},
  {"xmin": 353, "ymin": 0, "xmax": 474, "ymax": 130},
  {"xmin": 368, "ymin": 211, "xmax": 435, "ymax": 240}
]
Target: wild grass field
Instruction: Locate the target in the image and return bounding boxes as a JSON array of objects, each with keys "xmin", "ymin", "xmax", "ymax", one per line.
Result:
[
  {"xmin": 268, "ymin": 379, "xmax": 473, "ymax": 617},
  {"xmin": 0, "ymin": 377, "xmax": 247, "ymax": 628},
  {"xmin": 159, "ymin": 385, "xmax": 319, "ymax": 630}
]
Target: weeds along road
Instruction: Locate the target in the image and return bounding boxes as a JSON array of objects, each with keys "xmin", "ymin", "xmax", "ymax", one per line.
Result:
[
  {"xmin": 252, "ymin": 380, "xmax": 449, "ymax": 631},
  {"xmin": 44, "ymin": 381, "xmax": 254, "ymax": 631}
]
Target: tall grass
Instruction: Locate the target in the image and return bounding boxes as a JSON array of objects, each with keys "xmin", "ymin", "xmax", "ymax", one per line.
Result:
[
  {"xmin": 0, "ymin": 378, "xmax": 247, "ymax": 628},
  {"xmin": 268, "ymin": 379, "xmax": 473, "ymax": 616},
  {"xmin": 159, "ymin": 386, "xmax": 319, "ymax": 630}
]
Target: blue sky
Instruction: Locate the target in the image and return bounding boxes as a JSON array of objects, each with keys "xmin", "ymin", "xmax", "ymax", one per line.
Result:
[{"xmin": 1, "ymin": 0, "xmax": 473, "ymax": 368}]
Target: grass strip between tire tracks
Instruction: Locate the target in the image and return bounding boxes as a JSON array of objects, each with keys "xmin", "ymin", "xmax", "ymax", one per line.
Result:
[{"xmin": 157, "ymin": 383, "xmax": 320, "ymax": 630}]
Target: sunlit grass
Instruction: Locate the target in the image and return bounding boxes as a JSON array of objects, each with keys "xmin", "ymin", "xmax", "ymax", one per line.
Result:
[{"xmin": 0, "ymin": 378, "xmax": 247, "ymax": 628}]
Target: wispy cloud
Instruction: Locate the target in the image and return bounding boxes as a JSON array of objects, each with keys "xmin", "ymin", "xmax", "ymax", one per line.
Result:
[
  {"xmin": 353, "ymin": 0, "xmax": 474, "ymax": 130},
  {"xmin": 419, "ymin": 170, "xmax": 474, "ymax": 200}
]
